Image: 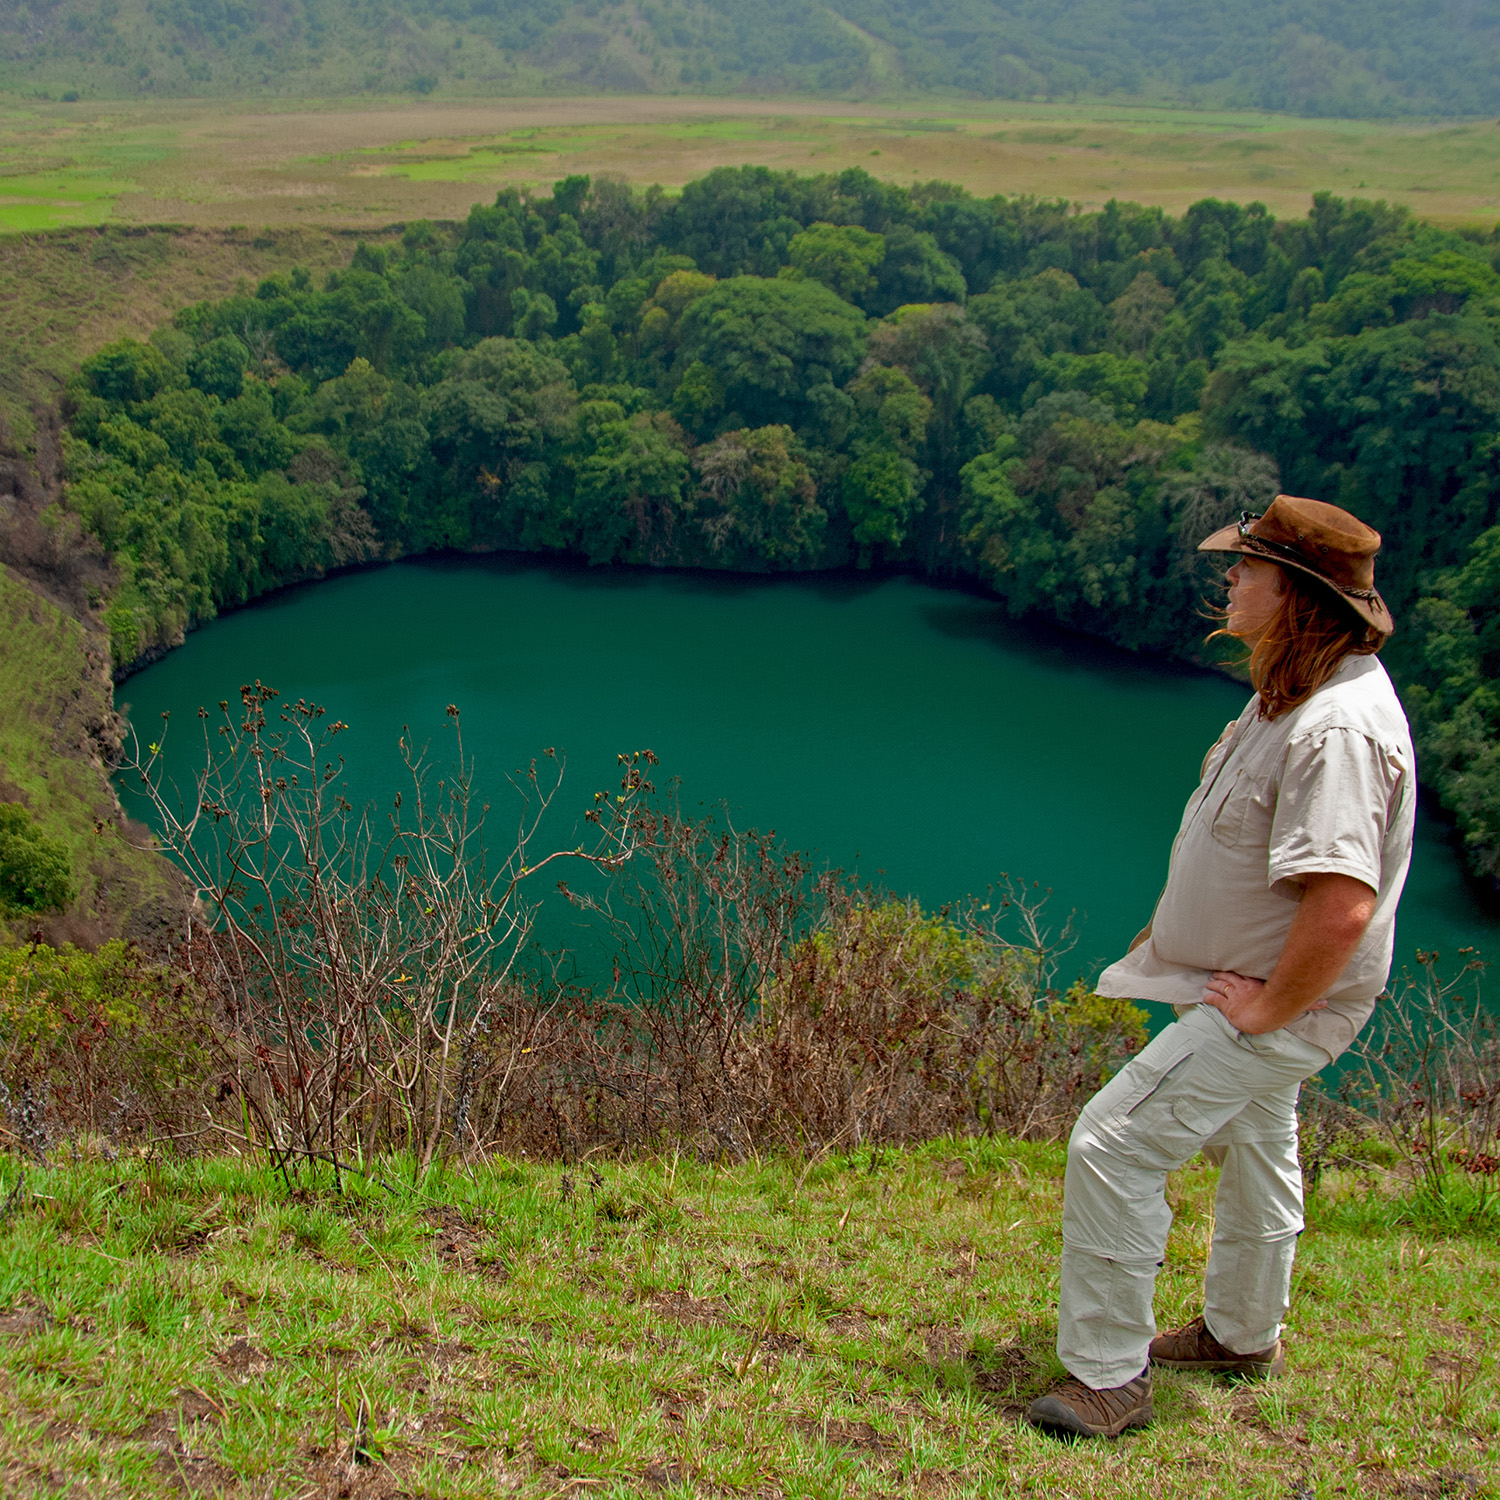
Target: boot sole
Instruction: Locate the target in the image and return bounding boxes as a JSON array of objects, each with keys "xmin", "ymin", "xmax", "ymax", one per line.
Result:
[
  {"xmin": 1151, "ymin": 1352, "xmax": 1286, "ymax": 1379},
  {"xmin": 1025, "ymin": 1396, "xmax": 1153, "ymax": 1439}
]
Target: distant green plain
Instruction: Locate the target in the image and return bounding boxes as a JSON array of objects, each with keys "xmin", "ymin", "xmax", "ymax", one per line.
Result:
[{"xmin": 3, "ymin": 94, "xmax": 1500, "ymax": 238}]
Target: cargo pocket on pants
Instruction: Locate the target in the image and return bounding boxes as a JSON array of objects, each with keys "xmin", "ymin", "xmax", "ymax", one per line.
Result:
[
  {"xmin": 1132, "ymin": 1093, "xmax": 1221, "ymax": 1171},
  {"xmin": 1170, "ymin": 1096, "xmax": 1215, "ymax": 1138},
  {"xmin": 1123, "ymin": 1051, "xmax": 1196, "ymax": 1118},
  {"xmin": 1103, "ymin": 1071, "xmax": 1220, "ymax": 1172}
]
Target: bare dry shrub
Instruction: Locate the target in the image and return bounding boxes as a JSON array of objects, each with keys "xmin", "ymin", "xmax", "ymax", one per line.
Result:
[
  {"xmin": 736, "ymin": 886, "xmax": 1147, "ymax": 1152},
  {"xmin": 1333, "ymin": 949, "xmax": 1500, "ymax": 1199},
  {"xmin": 107, "ymin": 697, "xmax": 1148, "ymax": 1178},
  {"xmin": 512, "ymin": 806, "xmax": 1148, "ymax": 1159},
  {"xmin": 128, "ymin": 683, "xmax": 655, "ymax": 1184}
]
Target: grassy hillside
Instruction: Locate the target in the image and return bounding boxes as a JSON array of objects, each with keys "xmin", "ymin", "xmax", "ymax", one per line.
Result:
[
  {"xmin": 3, "ymin": 0, "xmax": 1500, "ymax": 116},
  {"xmin": 0, "ymin": 562, "xmax": 175, "ymax": 940},
  {"xmin": 0, "ymin": 1144, "xmax": 1492, "ymax": 1498},
  {"xmin": 0, "ymin": 222, "xmax": 400, "ymax": 937}
]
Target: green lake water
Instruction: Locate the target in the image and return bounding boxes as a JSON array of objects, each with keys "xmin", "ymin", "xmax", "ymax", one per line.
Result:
[{"xmin": 117, "ymin": 556, "xmax": 1499, "ymax": 993}]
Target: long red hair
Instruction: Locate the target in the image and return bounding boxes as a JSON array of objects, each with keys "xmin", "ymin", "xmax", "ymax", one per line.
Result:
[{"xmin": 1215, "ymin": 565, "xmax": 1383, "ymax": 720}]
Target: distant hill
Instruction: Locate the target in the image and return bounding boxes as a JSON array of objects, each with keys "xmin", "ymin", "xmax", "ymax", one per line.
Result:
[{"xmin": 3, "ymin": 0, "xmax": 1499, "ymax": 117}]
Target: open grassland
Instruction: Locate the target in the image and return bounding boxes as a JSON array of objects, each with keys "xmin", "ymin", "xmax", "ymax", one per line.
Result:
[
  {"xmin": 2, "ymin": 95, "xmax": 1500, "ymax": 239},
  {"xmin": 0, "ymin": 1143, "xmax": 1493, "ymax": 1499}
]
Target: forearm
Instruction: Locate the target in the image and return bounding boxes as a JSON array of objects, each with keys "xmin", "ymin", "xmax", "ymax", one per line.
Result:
[
  {"xmin": 1254, "ymin": 899, "xmax": 1368, "ymax": 1029},
  {"xmin": 1205, "ymin": 873, "xmax": 1377, "ymax": 1035}
]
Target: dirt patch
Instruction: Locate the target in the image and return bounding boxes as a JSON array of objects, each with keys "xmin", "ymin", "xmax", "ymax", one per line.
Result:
[
  {"xmin": 798, "ymin": 1416, "xmax": 897, "ymax": 1452},
  {"xmin": 0, "ymin": 1305, "xmax": 51, "ymax": 1337},
  {"xmin": 429, "ymin": 1338, "xmax": 474, "ymax": 1371},
  {"xmin": 922, "ymin": 1326, "xmax": 970, "ymax": 1366},
  {"xmin": 824, "ymin": 1313, "xmax": 871, "ymax": 1338},
  {"xmin": 121, "ymin": 1387, "xmax": 231, "ymax": 1495},
  {"xmin": 762, "ymin": 1330, "xmax": 809, "ymax": 1356},
  {"xmin": 1360, "ymin": 1472, "xmax": 1485, "ymax": 1498},
  {"xmin": 642, "ymin": 1457, "xmax": 691, "ymax": 1487},
  {"xmin": 131, "ymin": 1387, "xmax": 221, "ymax": 1447},
  {"xmin": 649, "ymin": 1289, "xmax": 729, "ymax": 1325},
  {"xmin": 297, "ymin": 1444, "xmax": 425, "ymax": 1500},
  {"xmin": 427, "ymin": 1205, "xmax": 509, "ymax": 1280},
  {"xmin": 156, "ymin": 1449, "xmax": 238, "ymax": 1495},
  {"xmin": 406, "ymin": 1405, "xmax": 474, "ymax": 1441},
  {"xmin": 220, "ymin": 1279, "xmax": 265, "ymax": 1313},
  {"xmin": 1226, "ymin": 1388, "xmax": 1315, "ymax": 1451},
  {"xmin": 381, "ymin": 1315, "xmax": 438, "ymax": 1351},
  {"xmin": 653, "ymin": 1386, "xmax": 706, "ymax": 1423},
  {"xmin": 214, "ymin": 1337, "xmax": 275, "ymax": 1378},
  {"xmin": 914, "ymin": 1468, "xmax": 966, "ymax": 1497},
  {"xmin": 968, "ymin": 1341, "xmax": 1041, "ymax": 1414}
]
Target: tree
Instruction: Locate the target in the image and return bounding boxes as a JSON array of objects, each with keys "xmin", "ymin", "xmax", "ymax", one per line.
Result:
[
  {"xmin": 396, "ymin": 262, "xmax": 468, "ymax": 350},
  {"xmin": 1405, "ymin": 525, "xmax": 1500, "ymax": 880},
  {"xmin": 295, "ymin": 358, "xmax": 427, "ymax": 537},
  {"xmin": 870, "ymin": 225, "xmax": 967, "ymax": 316},
  {"xmin": 1026, "ymin": 351, "xmax": 1150, "ymax": 423},
  {"xmin": 0, "ymin": 805, "xmax": 74, "ymax": 916},
  {"xmin": 421, "ymin": 339, "xmax": 578, "ymax": 546},
  {"xmin": 843, "ymin": 449, "xmax": 917, "ymax": 566},
  {"xmin": 78, "ymin": 338, "xmax": 182, "ymax": 407},
  {"xmin": 969, "ymin": 270, "xmax": 1107, "ymax": 404},
  {"xmin": 1109, "ymin": 272, "xmax": 1175, "ymax": 356},
  {"xmin": 273, "ymin": 270, "xmax": 427, "ymax": 382},
  {"xmin": 846, "ymin": 365, "xmax": 931, "ymax": 460},
  {"xmin": 677, "ymin": 276, "xmax": 868, "ymax": 433},
  {"xmin": 573, "ymin": 414, "xmax": 691, "ymax": 565},
  {"xmin": 866, "ymin": 304, "xmax": 989, "ymax": 482},
  {"xmin": 693, "ymin": 425, "xmax": 824, "ymax": 568},
  {"xmin": 187, "ymin": 333, "xmax": 250, "ymax": 400},
  {"xmin": 637, "ymin": 269, "xmax": 718, "ymax": 384},
  {"xmin": 959, "ymin": 438, "xmax": 1058, "ymax": 617},
  {"xmin": 786, "ymin": 222, "xmax": 886, "ymax": 305},
  {"xmin": 215, "ymin": 380, "xmax": 298, "ymax": 474}
]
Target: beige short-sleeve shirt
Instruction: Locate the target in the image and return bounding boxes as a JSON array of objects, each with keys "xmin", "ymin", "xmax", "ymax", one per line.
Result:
[{"xmin": 1096, "ymin": 654, "xmax": 1416, "ymax": 1061}]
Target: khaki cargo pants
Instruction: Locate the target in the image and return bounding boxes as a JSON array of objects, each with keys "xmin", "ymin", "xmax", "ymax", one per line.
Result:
[{"xmin": 1058, "ymin": 1001, "xmax": 1330, "ymax": 1390}]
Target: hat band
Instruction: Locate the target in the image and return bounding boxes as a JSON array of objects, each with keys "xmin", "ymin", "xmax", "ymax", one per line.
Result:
[{"xmin": 1236, "ymin": 511, "xmax": 1379, "ymax": 602}]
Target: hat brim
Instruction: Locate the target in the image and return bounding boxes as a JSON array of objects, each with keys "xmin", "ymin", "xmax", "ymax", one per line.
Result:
[{"xmin": 1198, "ymin": 526, "xmax": 1395, "ymax": 637}]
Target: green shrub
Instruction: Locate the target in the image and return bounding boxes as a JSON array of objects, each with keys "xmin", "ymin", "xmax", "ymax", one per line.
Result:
[
  {"xmin": 0, "ymin": 804, "xmax": 74, "ymax": 916},
  {"xmin": 0, "ymin": 940, "xmax": 208, "ymax": 1147}
]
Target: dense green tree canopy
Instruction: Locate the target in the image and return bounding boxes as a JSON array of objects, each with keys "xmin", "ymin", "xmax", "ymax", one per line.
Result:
[
  {"xmin": 676, "ymin": 277, "xmax": 868, "ymax": 434},
  {"xmin": 60, "ymin": 166, "xmax": 1500, "ymax": 883}
]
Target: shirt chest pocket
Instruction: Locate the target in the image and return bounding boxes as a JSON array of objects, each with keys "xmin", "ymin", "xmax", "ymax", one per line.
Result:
[{"xmin": 1207, "ymin": 767, "xmax": 1274, "ymax": 849}]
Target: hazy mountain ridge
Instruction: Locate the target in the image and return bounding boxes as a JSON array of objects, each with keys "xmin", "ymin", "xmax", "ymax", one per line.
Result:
[{"xmin": 3, "ymin": 0, "xmax": 1499, "ymax": 116}]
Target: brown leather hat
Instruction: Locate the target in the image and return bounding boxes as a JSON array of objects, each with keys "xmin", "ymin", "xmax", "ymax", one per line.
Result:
[{"xmin": 1198, "ymin": 494, "xmax": 1394, "ymax": 637}]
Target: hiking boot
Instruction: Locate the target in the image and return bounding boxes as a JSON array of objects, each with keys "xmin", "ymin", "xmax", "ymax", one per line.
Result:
[
  {"xmin": 1149, "ymin": 1315, "xmax": 1285, "ymax": 1378},
  {"xmin": 1025, "ymin": 1370, "xmax": 1152, "ymax": 1439}
]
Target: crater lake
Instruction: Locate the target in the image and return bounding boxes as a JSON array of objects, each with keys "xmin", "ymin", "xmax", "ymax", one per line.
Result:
[{"xmin": 117, "ymin": 556, "xmax": 1499, "ymax": 992}]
